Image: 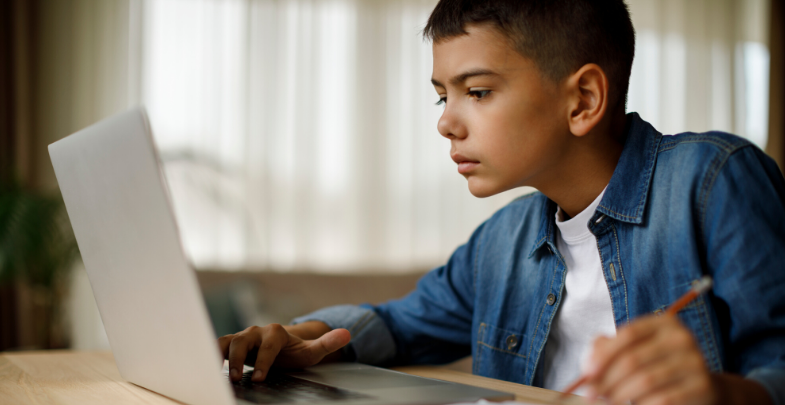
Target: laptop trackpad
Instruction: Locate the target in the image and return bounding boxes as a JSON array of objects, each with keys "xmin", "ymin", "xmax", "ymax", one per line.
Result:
[{"xmin": 288, "ymin": 368, "xmax": 444, "ymax": 390}]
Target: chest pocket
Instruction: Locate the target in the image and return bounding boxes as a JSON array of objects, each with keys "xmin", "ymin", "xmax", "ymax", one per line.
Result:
[{"xmin": 474, "ymin": 322, "xmax": 528, "ymax": 383}]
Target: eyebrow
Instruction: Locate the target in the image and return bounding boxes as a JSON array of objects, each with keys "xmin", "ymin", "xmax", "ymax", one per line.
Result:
[{"xmin": 431, "ymin": 69, "xmax": 499, "ymax": 88}]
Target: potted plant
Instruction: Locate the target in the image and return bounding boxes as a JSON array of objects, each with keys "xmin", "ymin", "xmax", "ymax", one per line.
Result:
[{"xmin": 0, "ymin": 180, "xmax": 79, "ymax": 350}]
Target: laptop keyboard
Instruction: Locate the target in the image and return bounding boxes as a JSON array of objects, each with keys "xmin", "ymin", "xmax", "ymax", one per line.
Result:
[{"xmin": 228, "ymin": 370, "xmax": 373, "ymax": 403}]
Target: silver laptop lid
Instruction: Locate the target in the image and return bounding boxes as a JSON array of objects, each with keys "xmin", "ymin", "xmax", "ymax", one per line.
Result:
[{"xmin": 49, "ymin": 107, "xmax": 235, "ymax": 405}]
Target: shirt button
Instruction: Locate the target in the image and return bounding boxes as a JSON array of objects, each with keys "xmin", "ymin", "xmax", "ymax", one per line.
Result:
[
  {"xmin": 505, "ymin": 335, "xmax": 518, "ymax": 350},
  {"xmin": 546, "ymin": 293, "xmax": 556, "ymax": 305}
]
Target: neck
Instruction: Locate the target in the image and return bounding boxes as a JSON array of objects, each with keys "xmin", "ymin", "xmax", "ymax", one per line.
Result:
[{"xmin": 536, "ymin": 113, "xmax": 628, "ymax": 218}]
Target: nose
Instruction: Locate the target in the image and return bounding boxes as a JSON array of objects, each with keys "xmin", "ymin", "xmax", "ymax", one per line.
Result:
[{"xmin": 437, "ymin": 102, "xmax": 468, "ymax": 140}]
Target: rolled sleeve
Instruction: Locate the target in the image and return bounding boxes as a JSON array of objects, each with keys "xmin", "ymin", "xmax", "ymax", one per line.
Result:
[
  {"xmin": 747, "ymin": 368, "xmax": 785, "ymax": 405},
  {"xmin": 291, "ymin": 304, "xmax": 397, "ymax": 366}
]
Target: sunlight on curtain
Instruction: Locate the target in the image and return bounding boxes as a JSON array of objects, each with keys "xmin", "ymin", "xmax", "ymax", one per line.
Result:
[
  {"xmin": 142, "ymin": 0, "xmax": 530, "ymax": 272},
  {"xmin": 626, "ymin": 0, "xmax": 770, "ymax": 147},
  {"xmin": 140, "ymin": 0, "xmax": 771, "ymax": 273}
]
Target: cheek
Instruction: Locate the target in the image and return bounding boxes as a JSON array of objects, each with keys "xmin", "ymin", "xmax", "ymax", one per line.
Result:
[
  {"xmin": 481, "ymin": 101, "xmax": 566, "ymax": 183},
  {"xmin": 500, "ymin": 92, "xmax": 565, "ymax": 151},
  {"xmin": 477, "ymin": 100, "xmax": 544, "ymax": 157}
]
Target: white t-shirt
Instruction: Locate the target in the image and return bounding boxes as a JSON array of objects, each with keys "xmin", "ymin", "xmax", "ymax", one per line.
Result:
[{"xmin": 542, "ymin": 188, "xmax": 616, "ymax": 395}]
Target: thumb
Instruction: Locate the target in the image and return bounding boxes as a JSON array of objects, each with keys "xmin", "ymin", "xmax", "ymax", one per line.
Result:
[{"xmin": 309, "ymin": 328, "xmax": 351, "ymax": 358}]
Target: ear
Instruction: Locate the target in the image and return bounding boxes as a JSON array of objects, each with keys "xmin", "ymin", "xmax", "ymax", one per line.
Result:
[{"xmin": 564, "ymin": 64, "xmax": 609, "ymax": 137}]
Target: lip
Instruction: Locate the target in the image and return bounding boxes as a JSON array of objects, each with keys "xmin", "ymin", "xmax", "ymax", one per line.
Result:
[{"xmin": 451, "ymin": 153, "xmax": 480, "ymax": 174}]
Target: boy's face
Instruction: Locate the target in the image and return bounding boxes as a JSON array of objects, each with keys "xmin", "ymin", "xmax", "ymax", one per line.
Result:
[{"xmin": 431, "ymin": 24, "xmax": 571, "ymax": 198}]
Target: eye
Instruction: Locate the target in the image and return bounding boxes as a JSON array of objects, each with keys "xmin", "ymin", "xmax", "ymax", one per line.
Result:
[
  {"xmin": 435, "ymin": 96, "xmax": 447, "ymax": 106},
  {"xmin": 468, "ymin": 89, "xmax": 491, "ymax": 100}
]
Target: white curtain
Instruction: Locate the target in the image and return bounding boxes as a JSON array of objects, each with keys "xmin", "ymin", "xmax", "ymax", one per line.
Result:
[
  {"xmin": 138, "ymin": 0, "xmax": 771, "ymax": 273},
  {"xmin": 142, "ymin": 0, "xmax": 529, "ymax": 273},
  {"xmin": 626, "ymin": 0, "xmax": 770, "ymax": 146}
]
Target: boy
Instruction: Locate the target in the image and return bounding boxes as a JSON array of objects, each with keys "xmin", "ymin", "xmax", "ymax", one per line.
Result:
[{"xmin": 218, "ymin": 1, "xmax": 785, "ymax": 404}]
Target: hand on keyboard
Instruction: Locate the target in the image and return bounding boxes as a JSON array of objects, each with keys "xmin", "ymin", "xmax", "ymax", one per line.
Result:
[{"xmin": 218, "ymin": 323, "xmax": 351, "ymax": 383}]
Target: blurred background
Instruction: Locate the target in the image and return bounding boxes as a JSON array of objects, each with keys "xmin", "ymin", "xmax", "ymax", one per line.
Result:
[{"xmin": 0, "ymin": 0, "xmax": 783, "ymax": 354}]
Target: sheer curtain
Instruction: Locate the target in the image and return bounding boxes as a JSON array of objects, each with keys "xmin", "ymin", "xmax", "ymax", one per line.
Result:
[
  {"xmin": 139, "ymin": 0, "xmax": 771, "ymax": 273},
  {"xmin": 626, "ymin": 0, "xmax": 770, "ymax": 146},
  {"xmin": 143, "ymin": 0, "xmax": 528, "ymax": 273}
]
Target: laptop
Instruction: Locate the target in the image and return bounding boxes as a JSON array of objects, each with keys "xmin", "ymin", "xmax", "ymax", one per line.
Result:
[{"xmin": 48, "ymin": 107, "xmax": 515, "ymax": 405}]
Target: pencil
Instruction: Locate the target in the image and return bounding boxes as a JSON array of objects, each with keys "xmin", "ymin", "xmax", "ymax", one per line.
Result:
[{"xmin": 558, "ymin": 276, "xmax": 714, "ymax": 400}]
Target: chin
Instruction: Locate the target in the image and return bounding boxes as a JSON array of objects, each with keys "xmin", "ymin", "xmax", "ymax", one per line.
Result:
[{"xmin": 466, "ymin": 179, "xmax": 504, "ymax": 198}]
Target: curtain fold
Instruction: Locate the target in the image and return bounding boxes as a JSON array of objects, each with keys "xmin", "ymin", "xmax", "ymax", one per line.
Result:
[
  {"xmin": 626, "ymin": 0, "xmax": 770, "ymax": 146},
  {"xmin": 767, "ymin": 0, "xmax": 785, "ymax": 171},
  {"xmin": 145, "ymin": 0, "xmax": 531, "ymax": 273}
]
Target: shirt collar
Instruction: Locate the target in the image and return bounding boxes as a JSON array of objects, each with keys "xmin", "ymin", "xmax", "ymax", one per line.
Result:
[{"xmin": 529, "ymin": 113, "xmax": 662, "ymax": 258}]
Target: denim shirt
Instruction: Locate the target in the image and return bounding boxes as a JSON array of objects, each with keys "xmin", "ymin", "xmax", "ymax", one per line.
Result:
[{"xmin": 293, "ymin": 113, "xmax": 785, "ymax": 404}]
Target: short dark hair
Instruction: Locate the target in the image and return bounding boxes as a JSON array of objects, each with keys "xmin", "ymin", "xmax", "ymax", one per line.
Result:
[{"xmin": 423, "ymin": 0, "xmax": 635, "ymax": 111}]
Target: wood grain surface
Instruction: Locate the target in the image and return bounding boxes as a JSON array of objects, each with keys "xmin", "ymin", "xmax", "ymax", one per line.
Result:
[
  {"xmin": 0, "ymin": 351, "xmax": 582, "ymax": 405},
  {"xmin": 0, "ymin": 351, "xmax": 180, "ymax": 405}
]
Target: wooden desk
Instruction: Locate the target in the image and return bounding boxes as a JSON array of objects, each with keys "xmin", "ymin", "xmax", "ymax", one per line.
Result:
[{"xmin": 0, "ymin": 351, "xmax": 578, "ymax": 405}]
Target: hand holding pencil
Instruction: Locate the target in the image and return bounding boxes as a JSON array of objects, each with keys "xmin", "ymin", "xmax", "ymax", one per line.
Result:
[{"xmin": 562, "ymin": 276, "xmax": 718, "ymax": 405}]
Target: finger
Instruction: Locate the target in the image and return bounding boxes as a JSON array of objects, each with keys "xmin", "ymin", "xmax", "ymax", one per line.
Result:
[
  {"xmin": 304, "ymin": 328, "xmax": 352, "ymax": 363},
  {"xmin": 591, "ymin": 325, "xmax": 677, "ymax": 397},
  {"xmin": 586, "ymin": 315, "xmax": 669, "ymax": 378},
  {"xmin": 605, "ymin": 350, "xmax": 699, "ymax": 404},
  {"xmin": 228, "ymin": 328, "xmax": 261, "ymax": 381},
  {"xmin": 604, "ymin": 321, "xmax": 704, "ymax": 402},
  {"xmin": 218, "ymin": 334, "xmax": 235, "ymax": 362},
  {"xmin": 634, "ymin": 371, "xmax": 715, "ymax": 405},
  {"xmin": 252, "ymin": 324, "xmax": 290, "ymax": 382}
]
